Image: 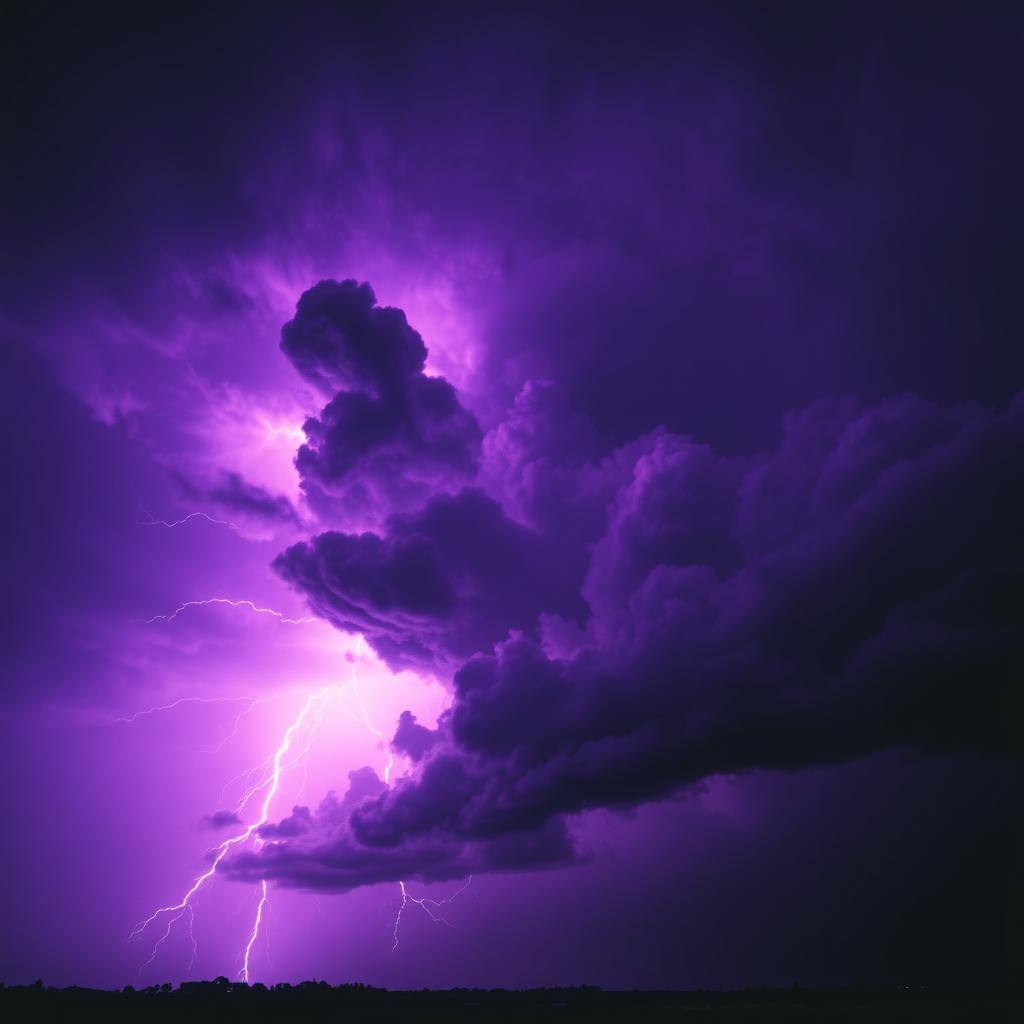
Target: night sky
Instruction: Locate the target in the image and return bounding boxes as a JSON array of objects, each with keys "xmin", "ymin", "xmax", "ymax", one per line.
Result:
[{"xmin": 1, "ymin": 1, "xmax": 1022, "ymax": 991}]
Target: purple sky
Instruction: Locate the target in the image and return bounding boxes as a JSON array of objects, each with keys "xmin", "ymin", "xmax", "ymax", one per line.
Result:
[{"xmin": 1, "ymin": 1, "xmax": 1022, "ymax": 990}]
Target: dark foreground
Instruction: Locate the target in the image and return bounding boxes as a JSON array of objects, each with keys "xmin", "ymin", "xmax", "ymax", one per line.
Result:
[{"xmin": 1, "ymin": 982, "xmax": 1022, "ymax": 1022}]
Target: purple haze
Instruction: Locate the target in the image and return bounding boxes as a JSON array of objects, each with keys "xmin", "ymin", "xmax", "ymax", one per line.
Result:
[{"xmin": 1, "ymin": 1, "xmax": 1021, "ymax": 991}]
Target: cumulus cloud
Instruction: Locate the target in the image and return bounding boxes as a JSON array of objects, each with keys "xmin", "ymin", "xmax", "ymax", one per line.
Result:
[
  {"xmin": 391, "ymin": 710, "xmax": 441, "ymax": 762},
  {"xmin": 480, "ymin": 379, "xmax": 657, "ymax": 543},
  {"xmin": 240, "ymin": 374, "xmax": 1023, "ymax": 892},
  {"xmin": 200, "ymin": 809, "xmax": 243, "ymax": 831},
  {"xmin": 258, "ymin": 805, "xmax": 313, "ymax": 838},
  {"xmin": 281, "ymin": 279, "xmax": 427, "ymax": 397},
  {"xmin": 274, "ymin": 487, "xmax": 584, "ymax": 674},
  {"xmin": 225, "ymin": 769, "xmax": 578, "ymax": 892},
  {"xmin": 281, "ymin": 280, "xmax": 481, "ymax": 527}
]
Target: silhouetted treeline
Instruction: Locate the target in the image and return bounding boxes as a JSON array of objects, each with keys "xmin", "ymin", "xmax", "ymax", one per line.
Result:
[{"xmin": 1, "ymin": 979, "xmax": 1022, "ymax": 1022}]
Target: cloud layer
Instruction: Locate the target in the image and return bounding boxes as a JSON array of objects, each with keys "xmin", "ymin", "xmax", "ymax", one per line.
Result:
[{"xmin": 230, "ymin": 293, "xmax": 1024, "ymax": 891}]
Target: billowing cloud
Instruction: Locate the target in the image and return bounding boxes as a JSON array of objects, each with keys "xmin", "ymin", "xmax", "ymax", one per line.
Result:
[
  {"xmin": 7, "ymin": 2, "xmax": 1024, "ymax": 986},
  {"xmin": 281, "ymin": 280, "xmax": 427, "ymax": 396},
  {"xmin": 274, "ymin": 487, "xmax": 584, "ymax": 674},
  {"xmin": 200, "ymin": 810, "xmax": 243, "ymax": 831},
  {"xmin": 281, "ymin": 280, "xmax": 481, "ymax": 528},
  {"xmin": 391, "ymin": 710, "xmax": 441, "ymax": 762},
  {"xmin": 236, "ymin": 383, "xmax": 1023, "ymax": 891},
  {"xmin": 258, "ymin": 805, "xmax": 313, "ymax": 839},
  {"xmin": 226, "ymin": 769, "xmax": 578, "ymax": 892},
  {"xmin": 177, "ymin": 470, "xmax": 299, "ymax": 528}
]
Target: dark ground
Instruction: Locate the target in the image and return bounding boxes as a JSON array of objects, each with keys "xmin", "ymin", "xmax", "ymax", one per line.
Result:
[{"xmin": 1, "ymin": 981, "xmax": 1022, "ymax": 1022}]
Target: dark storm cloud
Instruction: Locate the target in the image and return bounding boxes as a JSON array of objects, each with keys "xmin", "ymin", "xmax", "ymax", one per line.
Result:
[
  {"xmin": 226, "ymin": 770, "xmax": 578, "ymax": 892},
  {"xmin": 200, "ymin": 810, "xmax": 243, "ymax": 831},
  {"xmin": 274, "ymin": 486, "xmax": 584, "ymax": 674},
  {"xmin": 177, "ymin": 470, "xmax": 299, "ymax": 526},
  {"xmin": 281, "ymin": 279, "xmax": 427, "ymax": 396},
  {"xmin": 459, "ymin": 7, "xmax": 1024, "ymax": 455},
  {"xmin": 392, "ymin": 711, "xmax": 441, "ymax": 762},
  {"xmin": 6, "ymin": 3, "xmax": 1021, "ymax": 451},
  {"xmin": 258, "ymin": 805, "xmax": 313, "ymax": 838},
  {"xmin": 479, "ymin": 379, "xmax": 634, "ymax": 537},
  {"xmin": 5, "ymin": 0, "xmax": 1024, "ymax": 985},
  {"xmin": 281, "ymin": 280, "xmax": 481, "ymax": 527},
  {"xmin": 242, "ymin": 385, "xmax": 1023, "ymax": 889}
]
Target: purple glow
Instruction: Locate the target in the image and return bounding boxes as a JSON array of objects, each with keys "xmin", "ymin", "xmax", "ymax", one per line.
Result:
[
  {"xmin": 2, "ymin": 3, "xmax": 1021, "ymax": 994},
  {"xmin": 128, "ymin": 689, "xmax": 332, "ymax": 968}
]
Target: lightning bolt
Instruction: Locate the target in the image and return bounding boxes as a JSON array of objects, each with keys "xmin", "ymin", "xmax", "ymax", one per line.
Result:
[
  {"xmin": 391, "ymin": 884, "xmax": 408, "ymax": 952},
  {"xmin": 237, "ymin": 691, "xmax": 331, "ymax": 981},
  {"xmin": 139, "ymin": 597, "xmax": 316, "ymax": 626},
  {"xmin": 129, "ymin": 687, "xmax": 333, "ymax": 977},
  {"xmin": 129, "ymin": 660, "xmax": 462, "ymax": 974},
  {"xmin": 231, "ymin": 694, "xmax": 329, "ymax": 815},
  {"xmin": 259, "ymin": 418, "xmax": 306, "ymax": 441},
  {"xmin": 114, "ymin": 694, "xmax": 275, "ymax": 759},
  {"xmin": 240, "ymin": 882, "xmax": 270, "ymax": 982},
  {"xmin": 185, "ymin": 905, "xmax": 198, "ymax": 976},
  {"xmin": 349, "ymin": 664, "xmax": 394, "ymax": 785},
  {"xmin": 203, "ymin": 697, "xmax": 274, "ymax": 755},
  {"xmin": 138, "ymin": 504, "xmax": 242, "ymax": 534},
  {"xmin": 391, "ymin": 877, "xmax": 473, "ymax": 952},
  {"xmin": 344, "ymin": 662, "xmax": 472, "ymax": 953},
  {"xmin": 113, "ymin": 694, "xmax": 260, "ymax": 725},
  {"xmin": 138, "ymin": 906, "xmax": 191, "ymax": 976},
  {"xmin": 221, "ymin": 756, "xmax": 276, "ymax": 807}
]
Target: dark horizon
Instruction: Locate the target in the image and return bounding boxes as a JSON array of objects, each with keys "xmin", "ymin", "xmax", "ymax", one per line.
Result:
[{"xmin": 4, "ymin": 977, "xmax": 1023, "ymax": 1024}]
